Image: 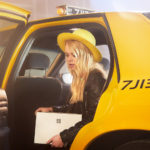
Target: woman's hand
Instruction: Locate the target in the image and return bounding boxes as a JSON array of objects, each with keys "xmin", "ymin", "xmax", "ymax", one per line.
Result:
[
  {"xmin": 47, "ymin": 134, "xmax": 64, "ymax": 148},
  {"xmin": 35, "ymin": 107, "xmax": 53, "ymax": 115}
]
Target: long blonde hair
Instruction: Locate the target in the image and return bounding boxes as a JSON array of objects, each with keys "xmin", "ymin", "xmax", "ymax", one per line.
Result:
[{"xmin": 65, "ymin": 40, "xmax": 107, "ymax": 104}]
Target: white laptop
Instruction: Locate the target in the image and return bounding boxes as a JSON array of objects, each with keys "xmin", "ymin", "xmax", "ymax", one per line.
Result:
[{"xmin": 34, "ymin": 112, "xmax": 82, "ymax": 144}]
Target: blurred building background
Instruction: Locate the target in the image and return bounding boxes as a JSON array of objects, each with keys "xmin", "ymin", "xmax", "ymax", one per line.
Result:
[
  {"xmin": 1, "ymin": 0, "xmax": 150, "ymax": 21},
  {"xmin": 1, "ymin": 0, "xmax": 94, "ymax": 20}
]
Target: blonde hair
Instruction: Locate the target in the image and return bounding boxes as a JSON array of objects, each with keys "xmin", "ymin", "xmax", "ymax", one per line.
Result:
[{"xmin": 65, "ymin": 40, "xmax": 107, "ymax": 104}]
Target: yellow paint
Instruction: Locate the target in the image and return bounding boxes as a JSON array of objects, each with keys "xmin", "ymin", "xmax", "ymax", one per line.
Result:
[
  {"xmin": 0, "ymin": 12, "xmax": 27, "ymax": 23},
  {"xmin": 0, "ymin": 1, "xmax": 30, "ymax": 19},
  {"xmin": 71, "ymin": 115, "xmax": 150, "ymax": 149},
  {"xmin": 71, "ymin": 58, "xmax": 119, "ymax": 149},
  {"xmin": 2, "ymin": 9, "xmax": 150, "ymax": 149},
  {"xmin": 29, "ymin": 17, "xmax": 106, "ymax": 29},
  {"xmin": 2, "ymin": 17, "xmax": 106, "ymax": 89},
  {"xmin": 71, "ymin": 12, "xmax": 150, "ymax": 149},
  {"xmin": 106, "ymin": 12, "xmax": 150, "ymax": 79}
]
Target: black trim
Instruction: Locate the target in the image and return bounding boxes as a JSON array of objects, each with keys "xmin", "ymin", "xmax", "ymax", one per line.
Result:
[
  {"xmin": 115, "ymin": 139, "xmax": 150, "ymax": 150},
  {"xmin": 103, "ymin": 14, "xmax": 120, "ymax": 82},
  {"xmin": 143, "ymin": 12, "xmax": 150, "ymax": 19},
  {"xmin": 28, "ymin": 13, "xmax": 104, "ymax": 26},
  {"xmin": 86, "ymin": 129, "xmax": 150, "ymax": 150}
]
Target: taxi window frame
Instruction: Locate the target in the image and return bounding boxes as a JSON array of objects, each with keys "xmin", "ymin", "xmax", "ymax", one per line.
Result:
[
  {"xmin": 0, "ymin": 16, "xmax": 25, "ymax": 87},
  {"xmin": 6, "ymin": 22, "xmax": 114, "ymax": 93}
]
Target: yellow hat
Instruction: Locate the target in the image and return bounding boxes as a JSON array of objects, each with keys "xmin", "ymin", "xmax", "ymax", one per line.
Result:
[{"xmin": 57, "ymin": 29, "xmax": 102, "ymax": 62}]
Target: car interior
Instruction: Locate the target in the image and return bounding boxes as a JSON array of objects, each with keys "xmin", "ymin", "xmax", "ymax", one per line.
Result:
[{"xmin": 7, "ymin": 22, "xmax": 113, "ymax": 150}]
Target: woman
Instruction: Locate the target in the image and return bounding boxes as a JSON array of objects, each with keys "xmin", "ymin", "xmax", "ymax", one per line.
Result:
[{"xmin": 35, "ymin": 29, "xmax": 107, "ymax": 148}]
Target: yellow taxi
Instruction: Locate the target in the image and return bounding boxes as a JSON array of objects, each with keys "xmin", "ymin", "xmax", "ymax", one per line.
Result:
[{"xmin": 1, "ymin": 1, "xmax": 150, "ymax": 150}]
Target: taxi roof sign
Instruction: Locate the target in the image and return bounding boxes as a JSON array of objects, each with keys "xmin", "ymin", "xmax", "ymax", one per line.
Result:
[{"xmin": 56, "ymin": 5, "xmax": 95, "ymax": 16}]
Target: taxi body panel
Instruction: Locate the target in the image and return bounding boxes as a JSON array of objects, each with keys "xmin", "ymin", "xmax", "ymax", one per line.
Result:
[
  {"xmin": 71, "ymin": 12, "xmax": 150, "ymax": 149},
  {"xmin": 1, "ymin": 2, "xmax": 150, "ymax": 150}
]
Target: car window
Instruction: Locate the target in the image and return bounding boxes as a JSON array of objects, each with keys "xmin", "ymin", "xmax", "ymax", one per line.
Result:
[
  {"xmin": 19, "ymin": 35, "xmax": 60, "ymax": 77},
  {"xmin": 59, "ymin": 62, "xmax": 73, "ymax": 84},
  {"xmin": 18, "ymin": 23, "xmax": 112, "ymax": 88},
  {"xmin": 97, "ymin": 44, "xmax": 110, "ymax": 74},
  {"xmin": 0, "ymin": 18, "xmax": 19, "ymax": 63}
]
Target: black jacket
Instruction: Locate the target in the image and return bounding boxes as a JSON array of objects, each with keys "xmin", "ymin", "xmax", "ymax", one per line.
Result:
[{"xmin": 53, "ymin": 69, "xmax": 106, "ymax": 144}]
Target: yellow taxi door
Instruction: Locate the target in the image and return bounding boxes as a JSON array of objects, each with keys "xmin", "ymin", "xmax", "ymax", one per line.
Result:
[{"xmin": 0, "ymin": 2, "xmax": 30, "ymax": 89}]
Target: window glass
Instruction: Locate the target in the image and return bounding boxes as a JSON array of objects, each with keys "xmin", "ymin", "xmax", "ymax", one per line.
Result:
[
  {"xmin": 97, "ymin": 44, "xmax": 110, "ymax": 74},
  {"xmin": 20, "ymin": 34, "xmax": 60, "ymax": 77},
  {"xmin": 19, "ymin": 24, "xmax": 111, "ymax": 82},
  {"xmin": 59, "ymin": 62, "xmax": 73, "ymax": 84},
  {"xmin": 0, "ymin": 18, "xmax": 19, "ymax": 63}
]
